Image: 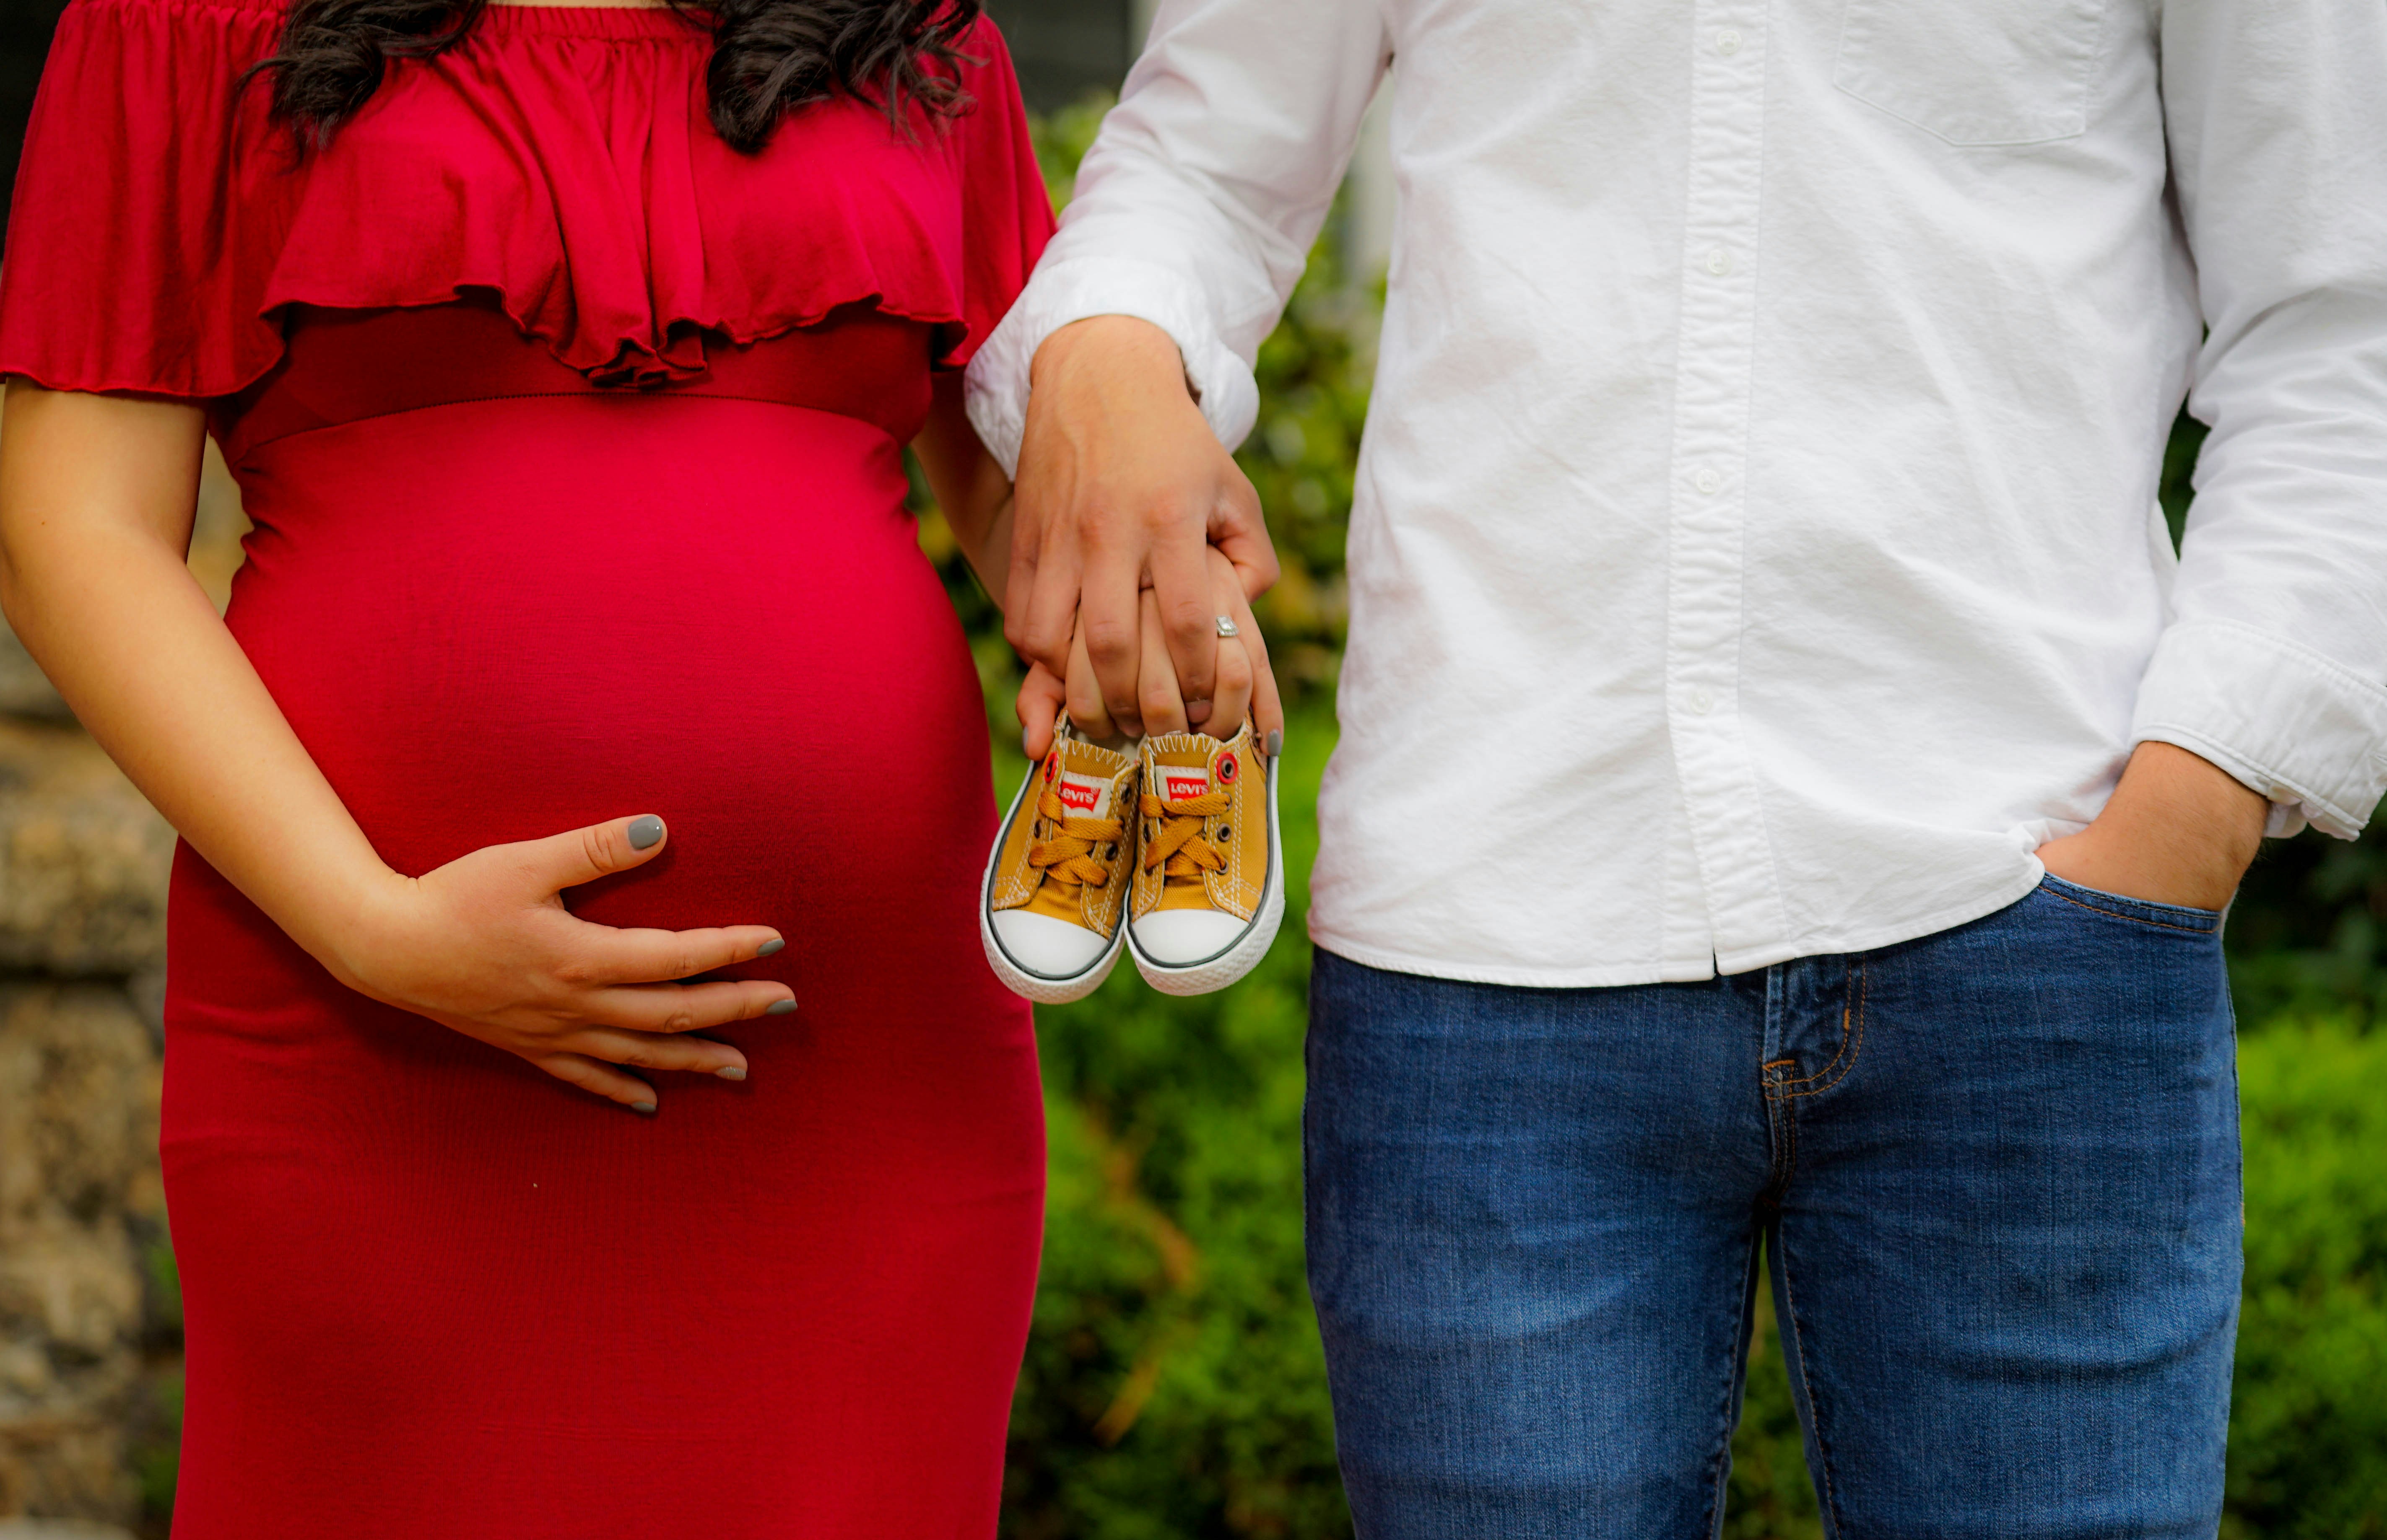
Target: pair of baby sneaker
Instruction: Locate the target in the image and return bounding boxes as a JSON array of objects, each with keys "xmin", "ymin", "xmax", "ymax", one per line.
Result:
[{"xmin": 980, "ymin": 716, "xmax": 1284, "ymax": 1001}]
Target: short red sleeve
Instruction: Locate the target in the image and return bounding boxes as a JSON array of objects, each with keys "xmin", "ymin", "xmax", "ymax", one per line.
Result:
[
  {"xmin": 0, "ymin": 0, "xmax": 293, "ymax": 400},
  {"xmin": 939, "ymin": 17, "xmax": 1056, "ymax": 370}
]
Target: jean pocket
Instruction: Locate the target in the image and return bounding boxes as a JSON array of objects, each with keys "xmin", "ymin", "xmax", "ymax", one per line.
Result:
[
  {"xmin": 2036, "ymin": 873, "xmax": 2223, "ymax": 935},
  {"xmin": 1834, "ymin": 0, "xmax": 2110, "ymax": 146}
]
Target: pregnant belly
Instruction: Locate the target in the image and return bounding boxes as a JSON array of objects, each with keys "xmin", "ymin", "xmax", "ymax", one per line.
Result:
[{"xmin": 221, "ymin": 395, "xmax": 993, "ymax": 968}]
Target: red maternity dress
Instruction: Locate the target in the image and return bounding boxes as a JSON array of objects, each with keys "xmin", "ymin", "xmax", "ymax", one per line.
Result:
[{"xmin": 0, "ymin": 3, "xmax": 1051, "ymax": 1534}]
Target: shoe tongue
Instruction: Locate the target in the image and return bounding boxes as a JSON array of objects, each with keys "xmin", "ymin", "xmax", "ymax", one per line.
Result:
[
  {"xmin": 1056, "ymin": 767, "xmax": 1116, "ymax": 820},
  {"xmin": 1148, "ymin": 735, "xmax": 1216, "ymax": 803},
  {"xmin": 1048, "ymin": 739, "xmax": 1127, "ymax": 821}
]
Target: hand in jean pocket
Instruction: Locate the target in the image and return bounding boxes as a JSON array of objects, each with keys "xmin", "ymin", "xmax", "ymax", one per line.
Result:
[{"xmin": 2035, "ymin": 741, "xmax": 2269, "ymax": 912}]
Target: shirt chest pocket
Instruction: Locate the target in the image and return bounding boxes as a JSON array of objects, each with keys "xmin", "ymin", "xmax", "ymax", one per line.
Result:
[{"xmin": 1834, "ymin": 0, "xmax": 2111, "ymax": 146}]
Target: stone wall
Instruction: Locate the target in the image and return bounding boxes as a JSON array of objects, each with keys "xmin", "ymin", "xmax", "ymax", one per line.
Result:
[{"xmin": 0, "ymin": 431, "xmax": 247, "ymax": 1533}]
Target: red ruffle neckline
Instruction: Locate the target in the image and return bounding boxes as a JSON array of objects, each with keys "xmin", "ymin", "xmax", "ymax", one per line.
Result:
[{"xmin": 0, "ymin": 0, "xmax": 1054, "ymax": 400}]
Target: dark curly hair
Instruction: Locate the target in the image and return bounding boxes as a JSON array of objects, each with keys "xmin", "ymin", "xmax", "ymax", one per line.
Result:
[{"xmin": 249, "ymin": 0, "xmax": 982, "ymax": 152}]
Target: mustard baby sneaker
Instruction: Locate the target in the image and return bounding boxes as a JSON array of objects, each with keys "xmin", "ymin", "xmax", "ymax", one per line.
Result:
[
  {"xmin": 1127, "ymin": 720, "xmax": 1283, "ymax": 995},
  {"xmin": 982, "ymin": 718, "xmax": 1140, "ymax": 1003}
]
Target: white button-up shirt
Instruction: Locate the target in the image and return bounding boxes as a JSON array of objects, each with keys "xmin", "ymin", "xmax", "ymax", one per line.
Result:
[{"xmin": 967, "ymin": 0, "xmax": 2387, "ymax": 986}]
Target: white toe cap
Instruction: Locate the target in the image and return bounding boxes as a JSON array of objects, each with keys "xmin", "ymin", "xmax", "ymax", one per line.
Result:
[
  {"xmin": 990, "ymin": 909, "xmax": 1110, "ymax": 979},
  {"xmin": 1131, "ymin": 909, "xmax": 1251, "ymax": 966}
]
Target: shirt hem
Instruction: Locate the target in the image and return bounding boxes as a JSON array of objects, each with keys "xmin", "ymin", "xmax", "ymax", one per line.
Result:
[
  {"xmin": 1304, "ymin": 921, "xmax": 1719, "ymax": 988},
  {"xmin": 1306, "ymin": 863, "xmax": 2049, "ymax": 988},
  {"xmin": 1707, "ymin": 863, "xmax": 2048, "ymax": 976}
]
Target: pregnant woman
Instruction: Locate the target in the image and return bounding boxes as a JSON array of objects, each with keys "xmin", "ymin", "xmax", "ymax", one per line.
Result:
[{"xmin": 0, "ymin": 0, "xmax": 1054, "ymax": 1531}]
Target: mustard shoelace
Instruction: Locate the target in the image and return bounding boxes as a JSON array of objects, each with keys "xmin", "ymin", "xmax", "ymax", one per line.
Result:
[
  {"xmin": 1142, "ymin": 786, "xmax": 1231, "ymax": 887},
  {"xmin": 1027, "ymin": 783, "xmax": 1125, "ymax": 897}
]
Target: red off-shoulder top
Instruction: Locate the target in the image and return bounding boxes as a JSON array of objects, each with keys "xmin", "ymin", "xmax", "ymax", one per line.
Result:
[{"xmin": 0, "ymin": 0, "xmax": 1054, "ymax": 395}]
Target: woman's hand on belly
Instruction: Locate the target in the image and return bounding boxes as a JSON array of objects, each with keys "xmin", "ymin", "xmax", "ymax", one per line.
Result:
[
  {"xmin": 0, "ymin": 389, "xmax": 782, "ymax": 1117},
  {"xmin": 342, "ymin": 814, "xmax": 792, "ymax": 1115}
]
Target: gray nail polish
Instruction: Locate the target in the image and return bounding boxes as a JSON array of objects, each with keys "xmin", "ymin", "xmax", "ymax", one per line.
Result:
[
  {"xmin": 1265, "ymin": 729, "xmax": 1284, "ymax": 758},
  {"xmin": 629, "ymin": 1100, "xmax": 657, "ymax": 1117},
  {"xmin": 766, "ymin": 998, "xmax": 797, "ymax": 1016},
  {"xmin": 716, "ymin": 1066, "xmax": 748, "ymax": 1082},
  {"xmin": 628, "ymin": 815, "xmax": 664, "ymax": 850},
  {"xmin": 756, "ymin": 938, "xmax": 785, "ymax": 957}
]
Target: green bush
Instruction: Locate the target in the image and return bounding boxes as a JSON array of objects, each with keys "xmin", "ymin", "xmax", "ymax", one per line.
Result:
[{"xmin": 2227, "ymin": 1020, "xmax": 2387, "ymax": 1537}]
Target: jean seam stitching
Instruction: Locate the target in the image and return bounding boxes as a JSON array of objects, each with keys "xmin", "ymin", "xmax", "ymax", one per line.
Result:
[
  {"xmin": 1773, "ymin": 964, "xmax": 1868, "ymax": 1100},
  {"xmin": 1774, "ymin": 1244, "xmax": 1847, "ymax": 1537},
  {"xmin": 1759, "ymin": 1068, "xmax": 1797, "ymax": 1210},
  {"xmin": 2036, "ymin": 882, "xmax": 2218, "ymax": 934}
]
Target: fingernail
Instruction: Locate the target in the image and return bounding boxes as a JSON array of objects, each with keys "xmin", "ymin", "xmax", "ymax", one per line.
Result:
[
  {"xmin": 629, "ymin": 1100, "xmax": 657, "ymax": 1117},
  {"xmin": 628, "ymin": 815, "xmax": 664, "ymax": 850},
  {"xmin": 756, "ymin": 938, "xmax": 785, "ymax": 957},
  {"xmin": 1265, "ymin": 729, "xmax": 1283, "ymax": 758},
  {"xmin": 716, "ymin": 1066, "xmax": 748, "ymax": 1082},
  {"xmin": 766, "ymin": 998, "xmax": 797, "ymax": 1016},
  {"xmin": 1188, "ymin": 699, "xmax": 1213, "ymax": 724},
  {"xmin": 1023, "ymin": 725, "xmax": 1035, "ymax": 756}
]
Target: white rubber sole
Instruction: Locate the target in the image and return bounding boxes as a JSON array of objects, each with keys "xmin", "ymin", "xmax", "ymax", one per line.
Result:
[
  {"xmin": 1126, "ymin": 753, "xmax": 1286, "ymax": 996},
  {"xmin": 980, "ymin": 757, "xmax": 1129, "ymax": 1005}
]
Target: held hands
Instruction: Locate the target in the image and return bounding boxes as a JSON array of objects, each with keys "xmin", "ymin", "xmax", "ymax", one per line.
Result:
[
  {"xmin": 333, "ymin": 816, "xmax": 793, "ymax": 1115},
  {"xmin": 1018, "ymin": 544, "xmax": 1282, "ymax": 756},
  {"xmin": 2037, "ymin": 741, "xmax": 2269, "ymax": 911},
  {"xmin": 1008, "ymin": 315, "xmax": 1285, "ymax": 752}
]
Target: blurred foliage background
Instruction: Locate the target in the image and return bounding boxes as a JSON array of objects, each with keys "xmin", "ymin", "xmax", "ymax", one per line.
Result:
[{"xmin": 951, "ymin": 100, "xmax": 2387, "ymax": 1539}]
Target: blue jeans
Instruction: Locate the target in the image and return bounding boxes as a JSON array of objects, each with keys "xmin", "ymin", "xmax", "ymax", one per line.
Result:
[{"xmin": 1305, "ymin": 876, "xmax": 2241, "ymax": 1538}]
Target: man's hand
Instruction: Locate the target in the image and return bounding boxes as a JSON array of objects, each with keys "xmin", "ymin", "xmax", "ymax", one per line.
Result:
[
  {"xmin": 1017, "ymin": 545, "xmax": 1283, "ymax": 760},
  {"xmin": 1009, "ymin": 315, "xmax": 1281, "ymax": 739},
  {"xmin": 2036, "ymin": 741, "xmax": 2269, "ymax": 911}
]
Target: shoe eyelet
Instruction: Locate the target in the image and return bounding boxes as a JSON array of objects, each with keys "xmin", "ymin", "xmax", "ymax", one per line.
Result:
[{"xmin": 1216, "ymin": 826, "xmax": 1231, "ymax": 844}]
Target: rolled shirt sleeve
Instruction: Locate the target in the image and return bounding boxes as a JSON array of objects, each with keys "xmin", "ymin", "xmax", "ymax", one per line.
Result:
[
  {"xmin": 2134, "ymin": 0, "xmax": 2387, "ymax": 838},
  {"xmin": 963, "ymin": 0, "xmax": 1390, "ymax": 477}
]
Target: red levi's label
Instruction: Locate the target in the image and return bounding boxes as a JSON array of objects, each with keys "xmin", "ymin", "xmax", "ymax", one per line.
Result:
[
  {"xmin": 1056, "ymin": 769, "xmax": 1115, "ymax": 821},
  {"xmin": 1163, "ymin": 769, "xmax": 1212, "ymax": 802}
]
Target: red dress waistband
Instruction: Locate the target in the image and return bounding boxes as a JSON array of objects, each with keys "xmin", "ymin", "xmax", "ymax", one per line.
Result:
[{"xmin": 219, "ymin": 298, "xmax": 934, "ymax": 464}]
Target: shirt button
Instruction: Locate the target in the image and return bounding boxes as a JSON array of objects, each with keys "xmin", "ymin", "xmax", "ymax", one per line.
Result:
[
  {"xmin": 1704, "ymin": 247, "xmax": 1733, "ymax": 277},
  {"xmin": 1716, "ymin": 28, "xmax": 1743, "ymax": 54},
  {"xmin": 1693, "ymin": 468, "xmax": 1722, "ymax": 495},
  {"xmin": 1687, "ymin": 687, "xmax": 1715, "ymax": 716}
]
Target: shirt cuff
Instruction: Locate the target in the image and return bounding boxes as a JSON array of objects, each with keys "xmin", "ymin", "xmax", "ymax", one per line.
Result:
[
  {"xmin": 964, "ymin": 256, "xmax": 1262, "ymax": 480},
  {"xmin": 2130, "ymin": 618, "xmax": 2387, "ymax": 840}
]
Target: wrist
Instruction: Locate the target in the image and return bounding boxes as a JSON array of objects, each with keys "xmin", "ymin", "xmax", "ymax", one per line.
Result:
[
  {"xmin": 305, "ymin": 863, "xmax": 419, "ymax": 998},
  {"xmin": 967, "ymin": 495, "xmax": 1016, "ymax": 615},
  {"xmin": 1031, "ymin": 314, "xmax": 1193, "ymax": 402},
  {"xmin": 2114, "ymin": 740, "xmax": 2268, "ymax": 871}
]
